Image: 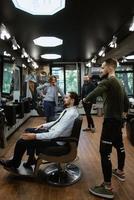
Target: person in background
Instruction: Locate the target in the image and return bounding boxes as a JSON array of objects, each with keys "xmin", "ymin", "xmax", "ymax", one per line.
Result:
[
  {"xmin": 82, "ymin": 75, "xmax": 96, "ymax": 133},
  {"xmin": 36, "ymin": 75, "xmax": 64, "ymax": 122},
  {"xmin": 0, "ymin": 92, "xmax": 79, "ymax": 170},
  {"xmin": 83, "ymin": 58, "xmax": 129, "ymax": 199}
]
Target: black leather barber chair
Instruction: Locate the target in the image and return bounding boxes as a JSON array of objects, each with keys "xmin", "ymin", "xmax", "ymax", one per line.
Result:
[
  {"xmin": 4, "ymin": 116, "xmax": 83, "ymax": 186},
  {"xmin": 126, "ymin": 113, "xmax": 134, "ymax": 146},
  {"xmin": 34, "ymin": 116, "xmax": 83, "ymax": 186}
]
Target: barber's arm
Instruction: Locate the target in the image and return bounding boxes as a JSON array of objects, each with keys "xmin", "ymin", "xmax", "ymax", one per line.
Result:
[
  {"xmin": 83, "ymin": 81, "xmax": 107, "ymax": 103},
  {"xmin": 58, "ymin": 86, "xmax": 65, "ymax": 98}
]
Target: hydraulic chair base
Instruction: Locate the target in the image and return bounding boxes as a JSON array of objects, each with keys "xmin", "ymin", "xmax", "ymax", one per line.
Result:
[{"xmin": 44, "ymin": 163, "xmax": 81, "ymax": 186}]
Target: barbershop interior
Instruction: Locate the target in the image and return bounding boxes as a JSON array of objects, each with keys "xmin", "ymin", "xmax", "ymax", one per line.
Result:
[{"xmin": 0, "ymin": 1, "xmax": 134, "ymax": 200}]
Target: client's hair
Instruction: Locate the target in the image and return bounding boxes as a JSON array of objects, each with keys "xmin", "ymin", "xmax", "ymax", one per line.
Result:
[{"xmin": 68, "ymin": 92, "xmax": 79, "ymax": 106}]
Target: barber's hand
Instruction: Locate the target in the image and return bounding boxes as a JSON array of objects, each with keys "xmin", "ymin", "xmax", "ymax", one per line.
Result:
[
  {"xmin": 83, "ymin": 98, "xmax": 90, "ymax": 103},
  {"xmin": 123, "ymin": 112, "xmax": 128, "ymax": 119},
  {"xmin": 20, "ymin": 133, "xmax": 36, "ymax": 140}
]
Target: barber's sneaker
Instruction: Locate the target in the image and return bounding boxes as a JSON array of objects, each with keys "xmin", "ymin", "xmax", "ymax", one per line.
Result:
[
  {"xmin": 112, "ymin": 169, "xmax": 125, "ymax": 181},
  {"xmin": 89, "ymin": 183, "xmax": 114, "ymax": 199}
]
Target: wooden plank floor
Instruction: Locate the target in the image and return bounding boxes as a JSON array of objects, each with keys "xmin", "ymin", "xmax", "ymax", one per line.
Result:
[{"xmin": 0, "ymin": 116, "xmax": 134, "ymax": 200}]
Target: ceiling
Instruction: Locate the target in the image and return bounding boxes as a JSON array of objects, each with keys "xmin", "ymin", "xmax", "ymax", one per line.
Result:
[{"xmin": 0, "ymin": 0, "xmax": 134, "ymax": 65}]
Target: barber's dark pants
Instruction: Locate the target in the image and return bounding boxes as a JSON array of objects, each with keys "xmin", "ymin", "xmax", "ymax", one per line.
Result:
[
  {"xmin": 11, "ymin": 128, "xmax": 59, "ymax": 166},
  {"xmin": 43, "ymin": 101, "xmax": 55, "ymax": 122},
  {"xmin": 100, "ymin": 119, "xmax": 125, "ymax": 182},
  {"xmin": 83, "ymin": 102, "xmax": 95, "ymax": 128}
]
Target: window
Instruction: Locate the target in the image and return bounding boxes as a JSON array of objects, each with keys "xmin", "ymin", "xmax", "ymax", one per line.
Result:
[
  {"xmin": 51, "ymin": 64, "xmax": 80, "ymax": 95},
  {"xmin": 2, "ymin": 62, "xmax": 13, "ymax": 95},
  {"xmin": 65, "ymin": 65, "xmax": 79, "ymax": 93},
  {"xmin": 51, "ymin": 67, "xmax": 64, "ymax": 92},
  {"xmin": 116, "ymin": 64, "xmax": 134, "ymax": 96}
]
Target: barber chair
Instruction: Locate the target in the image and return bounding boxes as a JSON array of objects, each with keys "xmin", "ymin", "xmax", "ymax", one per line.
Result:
[
  {"xmin": 5, "ymin": 116, "xmax": 83, "ymax": 186},
  {"xmin": 126, "ymin": 113, "xmax": 134, "ymax": 146},
  {"xmin": 34, "ymin": 116, "xmax": 83, "ymax": 186}
]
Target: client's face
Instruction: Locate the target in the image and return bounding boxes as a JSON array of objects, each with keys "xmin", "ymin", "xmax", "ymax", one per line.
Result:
[{"xmin": 64, "ymin": 94, "xmax": 72, "ymax": 107}]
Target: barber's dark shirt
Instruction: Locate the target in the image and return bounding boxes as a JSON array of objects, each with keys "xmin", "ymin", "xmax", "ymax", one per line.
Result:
[{"xmin": 85, "ymin": 76, "xmax": 129, "ymax": 120}]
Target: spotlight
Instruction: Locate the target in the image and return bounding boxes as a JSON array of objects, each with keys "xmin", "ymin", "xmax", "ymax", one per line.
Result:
[
  {"xmin": 11, "ymin": 36, "xmax": 20, "ymax": 50},
  {"xmin": 121, "ymin": 56, "xmax": 127, "ymax": 63},
  {"xmin": 98, "ymin": 47, "xmax": 106, "ymax": 57},
  {"xmin": 91, "ymin": 56, "xmax": 97, "ymax": 63},
  {"xmin": 0, "ymin": 23, "xmax": 11, "ymax": 40},
  {"xmin": 129, "ymin": 16, "xmax": 134, "ymax": 31},
  {"xmin": 21, "ymin": 48, "xmax": 28, "ymax": 58},
  {"xmin": 109, "ymin": 36, "xmax": 117, "ymax": 48}
]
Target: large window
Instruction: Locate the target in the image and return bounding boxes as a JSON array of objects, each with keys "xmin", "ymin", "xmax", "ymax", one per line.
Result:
[
  {"xmin": 51, "ymin": 67, "xmax": 64, "ymax": 92},
  {"xmin": 51, "ymin": 64, "xmax": 80, "ymax": 95},
  {"xmin": 2, "ymin": 62, "xmax": 14, "ymax": 95},
  {"xmin": 65, "ymin": 65, "xmax": 79, "ymax": 93},
  {"xmin": 116, "ymin": 65, "xmax": 134, "ymax": 96}
]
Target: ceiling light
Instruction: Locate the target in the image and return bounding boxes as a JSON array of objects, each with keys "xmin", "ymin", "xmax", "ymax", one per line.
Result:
[
  {"xmin": 3, "ymin": 51, "xmax": 11, "ymax": 57},
  {"xmin": 21, "ymin": 48, "xmax": 28, "ymax": 58},
  {"xmin": 11, "ymin": 36, "xmax": 20, "ymax": 50},
  {"xmin": 98, "ymin": 47, "xmax": 106, "ymax": 57},
  {"xmin": 32, "ymin": 61, "xmax": 39, "ymax": 69},
  {"xmin": 41, "ymin": 54, "xmax": 61, "ymax": 59},
  {"xmin": 33, "ymin": 36, "xmax": 63, "ymax": 47},
  {"xmin": 86, "ymin": 62, "xmax": 91, "ymax": 67},
  {"xmin": 0, "ymin": 23, "xmax": 11, "ymax": 40},
  {"xmin": 129, "ymin": 16, "xmax": 134, "ymax": 31},
  {"xmin": 125, "ymin": 55, "xmax": 134, "ymax": 59},
  {"xmin": 91, "ymin": 56, "xmax": 97, "ymax": 63},
  {"xmin": 22, "ymin": 64, "xmax": 27, "ymax": 68},
  {"xmin": 109, "ymin": 36, "xmax": 117, "ymax": 48},
  {"xmin": 12, "ymin": 0, "xmax": 65, "ymax": 15},
  {"xmin": 27, "ymin": 56, "xmax": 33, "ymax": 63},
  {"xmin": 121, "ymin": 56, "xmax": 127, "ymax": 63}
]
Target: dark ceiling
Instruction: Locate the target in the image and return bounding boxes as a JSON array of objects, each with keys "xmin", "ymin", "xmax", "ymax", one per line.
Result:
[{"xmin": 0, "ymin": 0, "xmax": 134, "ymax": 65}]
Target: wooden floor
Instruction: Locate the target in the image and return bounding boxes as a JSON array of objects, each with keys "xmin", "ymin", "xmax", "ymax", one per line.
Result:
[{"xmin": 0, "ymin": 116, "xmax": 134, "ymax": 200}]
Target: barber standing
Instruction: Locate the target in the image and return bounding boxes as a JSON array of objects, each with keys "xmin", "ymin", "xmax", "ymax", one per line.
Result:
[{"xmin": 37, "ymin": 75, "xmax": 64, "ymax": 122}]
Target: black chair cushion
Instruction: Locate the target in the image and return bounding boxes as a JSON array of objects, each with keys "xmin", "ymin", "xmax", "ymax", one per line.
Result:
[{"xmin": 37, "ymin": 144, "xmax": 70, "ymax": 156}]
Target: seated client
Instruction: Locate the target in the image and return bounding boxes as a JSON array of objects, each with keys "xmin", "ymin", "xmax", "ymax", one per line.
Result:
[{"xmin": 0, "ymin": 92, "xmax": 79, "ymax": 170}]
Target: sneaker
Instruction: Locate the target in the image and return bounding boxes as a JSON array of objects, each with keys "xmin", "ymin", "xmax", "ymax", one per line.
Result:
[
  {"xmin": 89, "ymin": 183, "xmax": 114, "ymax": 199},
  {"xmin": 112, "ymin": 169, "xmax": 125, "ymax": 181}
]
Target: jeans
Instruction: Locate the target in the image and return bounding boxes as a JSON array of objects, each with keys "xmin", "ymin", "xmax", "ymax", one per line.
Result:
[{"xmin": 43, "ymin": 101, "xmax": 55, "ymax": 122}]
